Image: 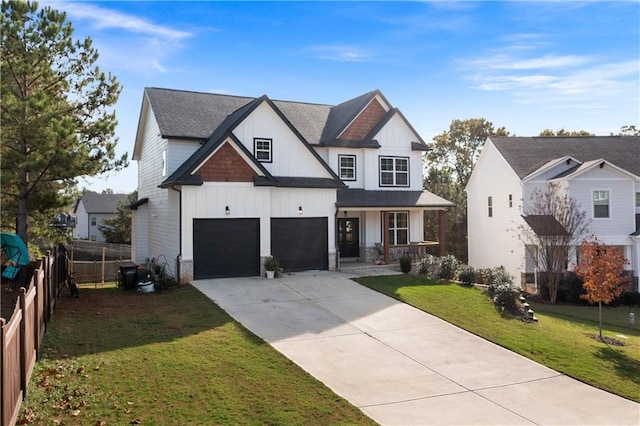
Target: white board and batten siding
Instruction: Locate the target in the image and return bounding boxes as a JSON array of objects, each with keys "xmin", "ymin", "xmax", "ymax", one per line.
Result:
[
  {"xmin": 181, "ymin": 184, "xmax": 337, "ymax": 262},
  {"xmin": 234, "ymin": 102, "xmax": 332, "ymax": 178},
  {"xmin": 467, "ymin": 140, "xmax": 526, "ymax": 286}
]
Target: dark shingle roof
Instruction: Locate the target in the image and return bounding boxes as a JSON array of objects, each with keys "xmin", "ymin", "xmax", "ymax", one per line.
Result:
[
  {"xmin": 75, "ymin": 193, "xmax": 128, "ymax": 214},
  {"xmin": 521, "ymin": 215, "xmax": 569, "ymax": 236},
  {"xmin": 337, "ymin": 189, "xmax": 454, "ymax": 208},
  {"xmin": 490, "ymin": 136, "xmax": 640, "ymax": 179}
]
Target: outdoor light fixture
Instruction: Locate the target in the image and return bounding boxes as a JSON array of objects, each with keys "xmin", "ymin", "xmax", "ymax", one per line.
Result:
[
  {"xmin": 298, "ymin": 206, "xmax": 303, "ymax": 215},
  {"xmin": 225, "ymin": 206, "xmax": 230, "ymax": 215}
]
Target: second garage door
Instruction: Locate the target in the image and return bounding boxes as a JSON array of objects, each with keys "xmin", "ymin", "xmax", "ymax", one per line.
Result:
[
  {"xmin": 271, "ymin": 217, "xmax": 328, "ymax": 272},
  {"xmin": 193, "ymin": 218, "xmax": 260, "ymax": 279}
]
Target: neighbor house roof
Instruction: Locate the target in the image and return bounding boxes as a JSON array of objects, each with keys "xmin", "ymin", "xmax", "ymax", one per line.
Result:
[
  {"xmin": 74, "ymin": 193, "xmax": 128, "ymax": 214},
  {"xmin": 337, "ymin": 189, "xmax": 454, "ymax": 209},
  {"xmin": 489, "ymin": 136, "xmax": 640, "ymax": 179},
  {"xmin": 521, "ymin": 215, "xmax": 570, "ymax": 237}
]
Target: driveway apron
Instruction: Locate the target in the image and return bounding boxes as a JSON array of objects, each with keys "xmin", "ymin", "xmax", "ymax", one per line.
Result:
[{"xmin": 192, "ymin": 271, "xmax": 640, "ymax": 425}]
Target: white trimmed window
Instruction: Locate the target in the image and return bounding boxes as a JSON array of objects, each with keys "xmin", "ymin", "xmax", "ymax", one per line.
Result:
[
  {"xmin": 91, "ymin": 216, "xmax": 97, "ymax": 226},
  {"xmin": 387, "ymin": 211, "xmax": 408, "ymax": 245},
  {"xmin": 488, "ymin": 196, "xmax": 493, "ymax": 217},
  {"xmin": 254, "ymin": 138, "xmax": 272, "ymax": 162},
  {"xmin": 379, "ymin": 156, "xmax": 409, "ymax": 187},
  {"xmin": 593, "ymin": 190, "xmax": 609, "ymax": 218},
  {"xmin": 339, "ymin": 155, "xmax": 356, "ymax": 181}
]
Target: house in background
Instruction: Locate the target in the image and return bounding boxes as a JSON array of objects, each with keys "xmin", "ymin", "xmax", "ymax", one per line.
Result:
[
  {"xmin": 73, "ymin": 193, "xmax": 129, "ymax": 242},
  {"xmin": 466, "ymin": 136, "xmax": 640, "ymax": 291},
  {"xmin": 132, "ymin": 87, "xmax": 453, "ymax": 283}
]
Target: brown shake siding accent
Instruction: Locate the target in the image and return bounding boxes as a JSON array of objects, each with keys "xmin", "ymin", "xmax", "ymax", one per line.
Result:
[
  {"xmin": 198, "ymin": 142, "xmax": 255, "ymax": 182},
  {"xmin": 339, "ymin": 98, "xmax": 386, "ymax": 141}
]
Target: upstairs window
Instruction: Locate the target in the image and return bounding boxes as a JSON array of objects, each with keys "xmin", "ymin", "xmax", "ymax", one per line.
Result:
[
  {"xmin": 379, "ymin": 156, "xmax": 409, "ymax": 187},
  {"xmin": 339, "ymin": 155, "xmax": 356, "ymax": 181},
  {"xmin": 161, "ymin": 149, "xmax": 167, "ymax": 177},
  {"xmin": 387, "ymin": 211, "xmax": 408, "ymax": 245},
  {"xmin": 254, "ymin": 138, "xmax": 272, "ymax": 162},
  {"xmin": 508, "ymin": 194, "xmax": 513, "ymax": 208},
  {"xmin": 636, "ymin": 192, "xmax": 640, "ymax": 210},
  {"xmin": 488, "ymin": 196, "xmax": 493, "ymax": 217},
  {"xmin": 593, "ymin": 190, "xmax": 609, "ymax": 218},
  {"xmin": 91, "ymin": 216, "xmax": 97, "ymax": 226}
]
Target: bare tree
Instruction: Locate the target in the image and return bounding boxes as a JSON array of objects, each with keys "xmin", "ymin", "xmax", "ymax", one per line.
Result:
[{"xmin": 519, "ymin": 183, "xmax": 591, "ymax": 304}]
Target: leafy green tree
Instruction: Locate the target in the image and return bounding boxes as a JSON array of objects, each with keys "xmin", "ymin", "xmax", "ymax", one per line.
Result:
[
  {"xmin": 538, "ymin": 129, "xmax": 594, "ymax": 136},
  {"xmin": 1, "ymin": 1, "xmax": 127, "ymax": 249},
  {"xmin": 98, "ymin": 191, "xmax": 137, "ymax": 244},
  {"xmin": 423, "ymin": 118, "xmax": 509, "ymax": 261}
]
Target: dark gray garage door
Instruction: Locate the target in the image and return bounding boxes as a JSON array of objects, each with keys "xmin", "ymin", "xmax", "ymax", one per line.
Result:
[
  {"xmin": 271, "ymin": 217, "xmax": 328, "ymax": 272},
  {"xmin": 193, "ymin": 218, "xmax": 260, "ymax": 279}
]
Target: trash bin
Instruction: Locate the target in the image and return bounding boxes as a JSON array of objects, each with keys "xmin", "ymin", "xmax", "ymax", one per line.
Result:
[{"xmin": 120, "ymin": 265, "xmax": 139, "ymax": 290}]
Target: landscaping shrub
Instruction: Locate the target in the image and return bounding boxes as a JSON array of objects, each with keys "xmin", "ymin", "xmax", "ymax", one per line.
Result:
[
  {"xmin": 418, "ymin": 254, "xmax": 440, "ymax": 278},
  {"xmin": 456, "ymin": 264, "xmax": 476, "ymax": 286},
  {"xmin": 485, "ymin": 267, "xmax": 519, "ymax": 312},
  {"xmin": 615, "ymin": 290, "xmax": 640, "ymax": 307},
  {"xmin": 559, "ymin": 272, "xmax": 586, "ymax": 304},
  {"xmin": 399, "ymin": 255, "xmax": 412, "ymax": 274},
  {"xmin": 438, "ymin": 255, "xmax": 458, "ymax": 280}
]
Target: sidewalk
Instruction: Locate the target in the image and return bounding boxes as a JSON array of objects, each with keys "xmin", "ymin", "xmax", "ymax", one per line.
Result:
[{"xmin": 192, "ymin": 271, "xmax": 640, "ymax": 425}]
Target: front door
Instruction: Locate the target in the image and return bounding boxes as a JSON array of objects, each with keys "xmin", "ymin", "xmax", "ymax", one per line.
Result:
[{"xmin": 338, "ymin": 218, "xmax": 359, "ymax": 258}]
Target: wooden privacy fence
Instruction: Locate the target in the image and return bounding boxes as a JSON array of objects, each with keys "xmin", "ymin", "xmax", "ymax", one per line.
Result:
[{"xmin": 1, "ymin": 248, "xmax": 65, "ymax": 426}]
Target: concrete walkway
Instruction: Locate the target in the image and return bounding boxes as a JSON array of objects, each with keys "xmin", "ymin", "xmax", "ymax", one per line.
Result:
[{"xmin": 192, "ymin": 271, "xmax": 640, "ymax": 425}]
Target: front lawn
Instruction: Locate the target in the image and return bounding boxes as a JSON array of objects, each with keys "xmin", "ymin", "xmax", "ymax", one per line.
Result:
[
  {"xmin": 18, "ymin": 283, "xmax": 376, "ymax": 425},
  {"xmin": 354, "ymin": 274, "xmax": 640, "ymax": 403}
]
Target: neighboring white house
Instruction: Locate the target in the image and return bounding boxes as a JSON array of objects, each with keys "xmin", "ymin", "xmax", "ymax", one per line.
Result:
[
  {"xmin": 131, "ymin": 88, "xmax": 453, "ymax": 283},
  {"xmin": 73, "ymin": 193, "xmax": 129, "ymax": 242},
  {"xmin": 467, "ymin": 136, "xmax": 640, "ymax": 291}
]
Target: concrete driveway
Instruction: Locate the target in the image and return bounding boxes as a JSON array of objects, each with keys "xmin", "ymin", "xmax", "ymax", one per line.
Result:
[{"xmin": 192, "ymin": 270, "xmax": 639, "ymax": 425}]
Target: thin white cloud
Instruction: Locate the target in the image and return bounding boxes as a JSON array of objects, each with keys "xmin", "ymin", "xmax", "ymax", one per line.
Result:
[
  {"xmin": 52, "ymin": 2, "xmax": 193, "ymax": 75},
  {"xmin": 458, "ymin": 35, "xmax": 639, "ymax": 111},
  {"xmin": 59, "ymin": 2, "xmax": 191, "ymax": 40},
  {"xmin": 307, "ymin": 45, "xmax": 372, "ymax": 62}
]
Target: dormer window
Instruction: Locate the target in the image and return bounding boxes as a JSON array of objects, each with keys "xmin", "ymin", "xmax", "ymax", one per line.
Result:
[
  {"xmin": 254, "ymin": 138, "xmax": 272, "ymax": 162},
  {"xmin": 379, "ymin": 156, "xmax": 409, "ymax": 187}
]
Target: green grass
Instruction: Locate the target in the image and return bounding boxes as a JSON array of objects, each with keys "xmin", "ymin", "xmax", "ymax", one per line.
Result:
[
  {"xmin": 19, "ymin": 283, "xmax": 376, "ymax": 425},
  {"xmin": 354, "ymin": 274, "xmax": 640, "ymax": 403}
]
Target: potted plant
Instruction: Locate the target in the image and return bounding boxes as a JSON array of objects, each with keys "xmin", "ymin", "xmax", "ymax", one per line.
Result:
[{"xmin": 264, "ymin": 256, "xmax": 279, "ymax": 279}]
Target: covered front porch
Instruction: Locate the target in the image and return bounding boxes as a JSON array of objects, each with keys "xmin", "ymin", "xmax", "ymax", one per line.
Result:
[{"xmin": 335, "ymin": 189, "xmax": 454, "ymax": 266}]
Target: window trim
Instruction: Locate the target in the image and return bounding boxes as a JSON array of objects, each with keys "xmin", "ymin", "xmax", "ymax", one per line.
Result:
[
  {"xmin": 161, "ymin": 149, "xmax": 167, "ymax": 177},
  {"xmin": 338, "ymin": 154, "xmax": 356, "ymax": 181},
  {"xmin": 488, "ymin": 196, "xmax": 493, "ymax": 217},
  {"xmin": 379, "ymin": 156, "xmax": 409, "ymax": 187},
  {"xmin": 254, "ymin": 138, "xmax": 273, "ymax": 163},
  {"xmin": 592, "ymin": 189, "xmax": 610, "ymax": 219},
  {"xmin": 387, "ymin": 211, "xmax": 409, "ymax": 246}
]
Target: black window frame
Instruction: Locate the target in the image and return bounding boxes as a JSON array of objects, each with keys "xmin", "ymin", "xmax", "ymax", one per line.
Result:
[
  {"xmin": 379, "ymin": 156, "xmax": 409, "ymax": 187},
  {"xmin": 338, "ymin": 154, "xmax": 356, "ymax": 181},
  {"xmin": 254, "ymin": 138, "xmax": 273, "ymax": 163}
]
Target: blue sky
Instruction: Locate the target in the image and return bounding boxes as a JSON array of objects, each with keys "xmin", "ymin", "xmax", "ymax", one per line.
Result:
[{"xmin": 47, "ymin": 1, "xmax": 639, "ymax": 194}]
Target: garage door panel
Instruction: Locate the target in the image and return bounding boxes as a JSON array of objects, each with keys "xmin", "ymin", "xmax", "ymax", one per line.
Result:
[
  {"xmin": 271, "ymin": 218, "xmax": 328, "ymax": 272},
  {"xmin": 194, "ymin": 218, "xmax": 259, "ymax": 279}
]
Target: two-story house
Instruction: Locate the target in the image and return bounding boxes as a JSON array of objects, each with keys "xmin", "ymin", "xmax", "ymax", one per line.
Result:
[
  {"xmin": 131, "ymin": 88, "xmax": 453, "ymax": 283},
  {"xmin": 466, "ymin": 136, "xmax": 640, "ymax": 291},
  {"xmin": 73, "ymin": 192, "xmax": 129, "ymax": 242}
]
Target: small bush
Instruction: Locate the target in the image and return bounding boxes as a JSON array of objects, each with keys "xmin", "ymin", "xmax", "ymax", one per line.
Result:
[
  {"xmin": 456, "ymin": 264, "xmax": 476, "ymax": 286},
  {"xmin": 615, "ymin": 290, "xmax": 640, "ymax": 307},
  {"xmin": 418, "ymin": 254, "xmax": 439, "ymax": 278},
  {"xmin": 484, "ymin": 267, "xmax": 518, "ymax": 312},
  {"xmin": 439, "ymin": 255, "xmax": 459, "ymax": 280},
  {"xmin": 399, "ymin": 255, "xmax": 412, "ymax": 274}
]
